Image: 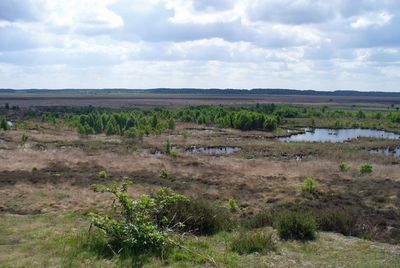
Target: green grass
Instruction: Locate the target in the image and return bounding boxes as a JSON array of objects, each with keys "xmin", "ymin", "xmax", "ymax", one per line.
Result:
[{"xmin": 1, "ymin": 213, "xmax": 400, "ymax": 267}]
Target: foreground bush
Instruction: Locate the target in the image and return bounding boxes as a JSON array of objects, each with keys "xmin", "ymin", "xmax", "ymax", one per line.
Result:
[
  {"xmin": 89, "ymin": 179, "xmax": 187, "ymax": 255},
  {"xmin": 243, "ymin": 210, "xmax": 275, "ymax": 229},
  {"xmin": 315, "ymin": 209, "xmax": 359, "ymax": 236},
  {"xmin": 155, "ymin": 198, "xmax": 234, "ymax": 235},
  {"xmin": 231, "ymin": 230, "xmax": 276, "ymax": 255},
  {"xmin": 360, "ymin": 163, "xmax": 373, "ymax": 174},
  {"xmin": 276, "ymin": 211, "xmax": 317, "ymax": 241}
]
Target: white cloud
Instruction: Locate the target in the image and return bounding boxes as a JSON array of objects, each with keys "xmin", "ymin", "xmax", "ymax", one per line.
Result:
[
  {"xmin": 0, "ymin": 0, "xmax": 399, "ymax": 91},
  {"xmin": 351, "ymin": 11, "xmax": 393, "ymax": 29}
]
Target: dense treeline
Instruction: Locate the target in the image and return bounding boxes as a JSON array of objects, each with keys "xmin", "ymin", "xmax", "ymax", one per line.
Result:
[{"xmin": 32, "ymin": 104, "xmax": 400, "ymax": 136}]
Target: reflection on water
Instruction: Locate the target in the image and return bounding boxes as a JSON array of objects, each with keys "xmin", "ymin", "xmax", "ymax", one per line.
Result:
[
  {"xmin": 369, "ymin": 147, "xmax": 400, "ymax": 157},
  {"xmin": 279, "ymin": 128, "xmax": 400, "ymax": 143},
  {"xmin": 186, "ymin": 146, "xmax": 240, "ymax": 154}
]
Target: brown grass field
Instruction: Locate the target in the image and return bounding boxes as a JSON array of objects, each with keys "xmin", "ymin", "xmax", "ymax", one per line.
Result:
[{"xmin": 2, "ymin": 93, "xmax": 400, "ymax": 109}]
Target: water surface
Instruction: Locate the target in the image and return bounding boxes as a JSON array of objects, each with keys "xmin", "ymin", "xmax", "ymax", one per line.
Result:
[
  {"xmin": 369, "ymin": 147, "xmax": 400, "ymax": 157},
  {"xmin": 279, "ymin": 128, "xmax": 400, "ymax": 143}
]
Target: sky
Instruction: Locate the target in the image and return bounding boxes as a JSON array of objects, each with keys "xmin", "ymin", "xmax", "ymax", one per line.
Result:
[{"xmin": 0, "ymin": 0, "xmax": 399, "ymax": 91}]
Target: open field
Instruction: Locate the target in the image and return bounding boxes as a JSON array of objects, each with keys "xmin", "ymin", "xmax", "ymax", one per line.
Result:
[
  {"xmin": 2, "ymin": 93, "xmax": 400, "ymax": 109},
  {"xmin": 1, "ymin": 98, "xmax": 400, "ymax": 267}
]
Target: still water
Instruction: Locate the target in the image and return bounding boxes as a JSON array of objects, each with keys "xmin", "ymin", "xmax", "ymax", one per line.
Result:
[{"xmin": 279, "ymin": 128, "xmax": 400, "ymax": 143}]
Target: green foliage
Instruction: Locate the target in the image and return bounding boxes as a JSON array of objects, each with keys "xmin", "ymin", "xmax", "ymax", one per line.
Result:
[
  {"xmin": 231, "ymin": 230, "xmax": 276, "ymax": 255},
  {"xmin": 98, "ymin": 170, "xmax": 107, "ymax": 178},
  {"xmin": 181, "ymin": 131, "xmax": 188, "ymax": 139},
  {"xmin": 276, "ymin": 211, "xmax": 317, "ymax": 241},
  {"xmin": 167, "ymin": 118, "xmax": 176, "ymax": 130},
  {"xmin": 160, "ymin": 166, "xmax": 172, "ymax": 180},
  {"xmin": 315, "ymin": 209, "xmax": 359, "ymax": 236},
  {"xmin": 228, "ymin": 198, "xmax": 239, "ymax": 212},
  {"xmin": 89, "ymin": 179, "xmax": 187, "ymax": 255},
  {"xmin": 165, "ymin": 139, "xmax": 172, "ymax": 155},
  {"xmin": 339, "ymin": 162, "xmax": 351, "ymax": 172},
  {"xmin": 0, "ymin": 117, "xmax": 8, "ymax": 131},
  {"xmin": 32, "ymin": 165, "xmax": 38, "ymax": 172},
  {"xmin": 360, "ymin": 163, "xmax": 373, "ymax": 174},
  {"xmin": 21, "ymin": 133, "xmax": 28, "ymax": 144},
  {"xmin": 170, "ymin": 150, "xmax": 179, "ymax": 159},
  {"xmin": 302, "ymin": 177, "xmax": 317, "ymax": 194},
  {"xmin": 154, "ymin": 199, "xmax": 234, "ymax": 235},
  {"xmin": 243, "ymin": 210, "xmax": 274, "ymax": 229}
]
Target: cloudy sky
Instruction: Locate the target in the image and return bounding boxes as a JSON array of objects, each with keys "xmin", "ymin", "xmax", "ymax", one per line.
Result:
[{"xmin": 0, "ymin": 0, "xmax": 399, "ymax": 91}]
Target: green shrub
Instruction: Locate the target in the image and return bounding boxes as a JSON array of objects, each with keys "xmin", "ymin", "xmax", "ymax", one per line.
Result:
[
  {"xmin": 231, "ymin": 230, "xmax": 277, "ymax": 255},
  {"xmin": 339, "ymin": 162, "xmax": 351, "ymax": 172},
  {"xmin": 89, "ymin": 179, "xmax": 187, "ymax": 255},
  {"xmin": 32, "ymin": 165, "xmax": 38, "ymax": 172},
  {"xmin": 0, "ymin": 118, "xmax": 8, "ymax": 131},
  {"xmin": 160, "ymin": 166, "xmax": 172, "ymax": 180},
  {"xmin": 276, "ymin": 211, "xmax": 317, "ymax": 241},
  {"xmin": 360, "ymin": 163, "xmax": 373, "ymax": 174},
  {"xmin": 154, "ymin": 198, "xmax": 234, "ymax": 235},
  {"xmin": 228, "ymin": 198, "xmax": 239, "ymax": 212},
  {"xmin": 165, "ymin": 139, "xmax": 172, "ymax": 155},
  {"xmin": 98, "ymin": 170, "xmax": 107, "ymax": 178},
  {"xmin": 315, "ymin": 209, "xmax": 359, "ymax": 236},
  {"xmin": 170, "ymin": 150, "xmax": 179, "ymax": 159},
  {"xmin": 21, "ymin": 133, "xmax": 28, "ymax": 144},
  {"xmin": 244, "ymin": 210, "xmax": 274, "ymax": 229},
  {"xmin": 302, "ymin": 177, "xmax": 317, "ymax": 194}
]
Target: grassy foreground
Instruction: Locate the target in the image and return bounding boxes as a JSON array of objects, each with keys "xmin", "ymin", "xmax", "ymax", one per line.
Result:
[{"xmin": 0, "ymin": 213, "xmax": 399, "ymax": 268}]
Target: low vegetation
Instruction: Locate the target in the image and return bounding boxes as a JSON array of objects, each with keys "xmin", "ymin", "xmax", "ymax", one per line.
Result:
[
  {"xmin": 360, "ymin": 163, "xmax": 373, "ymax": 174},
  {"xmin": 276, "ymin": 211, "xmax": 317, "ymax": 241},
  {"xmin": 231, "ymin": 230, "xmax": 277, "ymax": 255},
  {"xmin": 302, "ymin": 176, "xmax": 318, "ymax": 194},
  {"xmin": 339, "ymin": 162, "xmax": 352, "ymax": 172}
]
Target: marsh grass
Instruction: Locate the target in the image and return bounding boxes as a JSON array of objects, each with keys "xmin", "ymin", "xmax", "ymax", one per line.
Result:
[{"xmin": 231, "ymin": 230, "xmax": 277, "ymax": 255}]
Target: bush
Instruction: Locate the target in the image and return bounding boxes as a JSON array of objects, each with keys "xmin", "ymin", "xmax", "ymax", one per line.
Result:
[
  {"xmin": 21, "ymin": 133, "xmax": 28, "ymax": 144},
  {"xmin": 155, "ymin": 198, "xmax": 234, "ymax": 235},
  {"xmin": 228, "ymin": 198, "xmax": 239, "ymax": 212},
  {"xmin": 0, "ymin": 118, "xmax": 8, "ymax": 131},
  {"xmin": 170, "ymin": 150, "xmax": 179, "ymax": 159},
  {"xmin": 339, "ymin": 162, "xmax": 351, "ymax": 172},
  {"xmin": 276, "ymin": 211, "xmax": 317, "ymax": 241},
  {"xmin": 165, "ymin": 139, "xmax": 171, "ymax": 155},
  {"xmin": 160, "ymin": 166, "xmax": 171, "ymax": 180},
  {"xmin": 360, "ymin": 163, "xmax": 373, "ymax": 174},
  {"xmin": 89, "ymin": 179, "xmax": 187, "ymax": 255},
  {"xmin": 244, "ymin": 210, "xmax": 274, "ymax": 229},
  {"xmin": 98, "ymin": 170, "xmax": 107, "ymax": 178},
  {"xmin": 32, "ymin": 165, "xmax": 38, "ymax": 172},
  {"xmin": 315, "ymin": 209, "xmax": 359, "ymax": 236},
  {"xmin": 231, "ymin": 230, "xmax": 277, "ymax": 255},
  {"xmin": 302, "ymin": 177, "xmax": 317, "ymax": 194}
]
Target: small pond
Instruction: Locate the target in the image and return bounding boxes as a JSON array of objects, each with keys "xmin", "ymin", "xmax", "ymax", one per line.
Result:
[
  {"xmin": 279, "ymin": 128, "xmax": 400, "ymax": 143},
  {"xmin": 369, "ymin": 147, "xmax": 400, "ymax": 157},
  {"xmin": 186, "ymin": 146, "xmax": 240, "ymax": 155}
]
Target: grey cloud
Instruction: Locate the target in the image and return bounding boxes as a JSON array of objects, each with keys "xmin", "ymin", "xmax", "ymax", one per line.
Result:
[
  {"xmin": 192, "ymin": 0, "xmax": 234, "ymax": 11},
  {"xmin": 248, "ymin": 0, "xmax": 335, "ymax": 24}
]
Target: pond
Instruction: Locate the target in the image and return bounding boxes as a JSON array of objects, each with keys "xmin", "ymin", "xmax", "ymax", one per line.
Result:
[
  {"xmin": 186, "ymin": 146, "xmax": 240, "ymax": 155},
  {"xmin": 278, "ymin": 128, "xmax": 400, "ymax": 143},
  {"xmin": 369, "ymin": 147, "xmax": 400, "ymax": 157}
]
